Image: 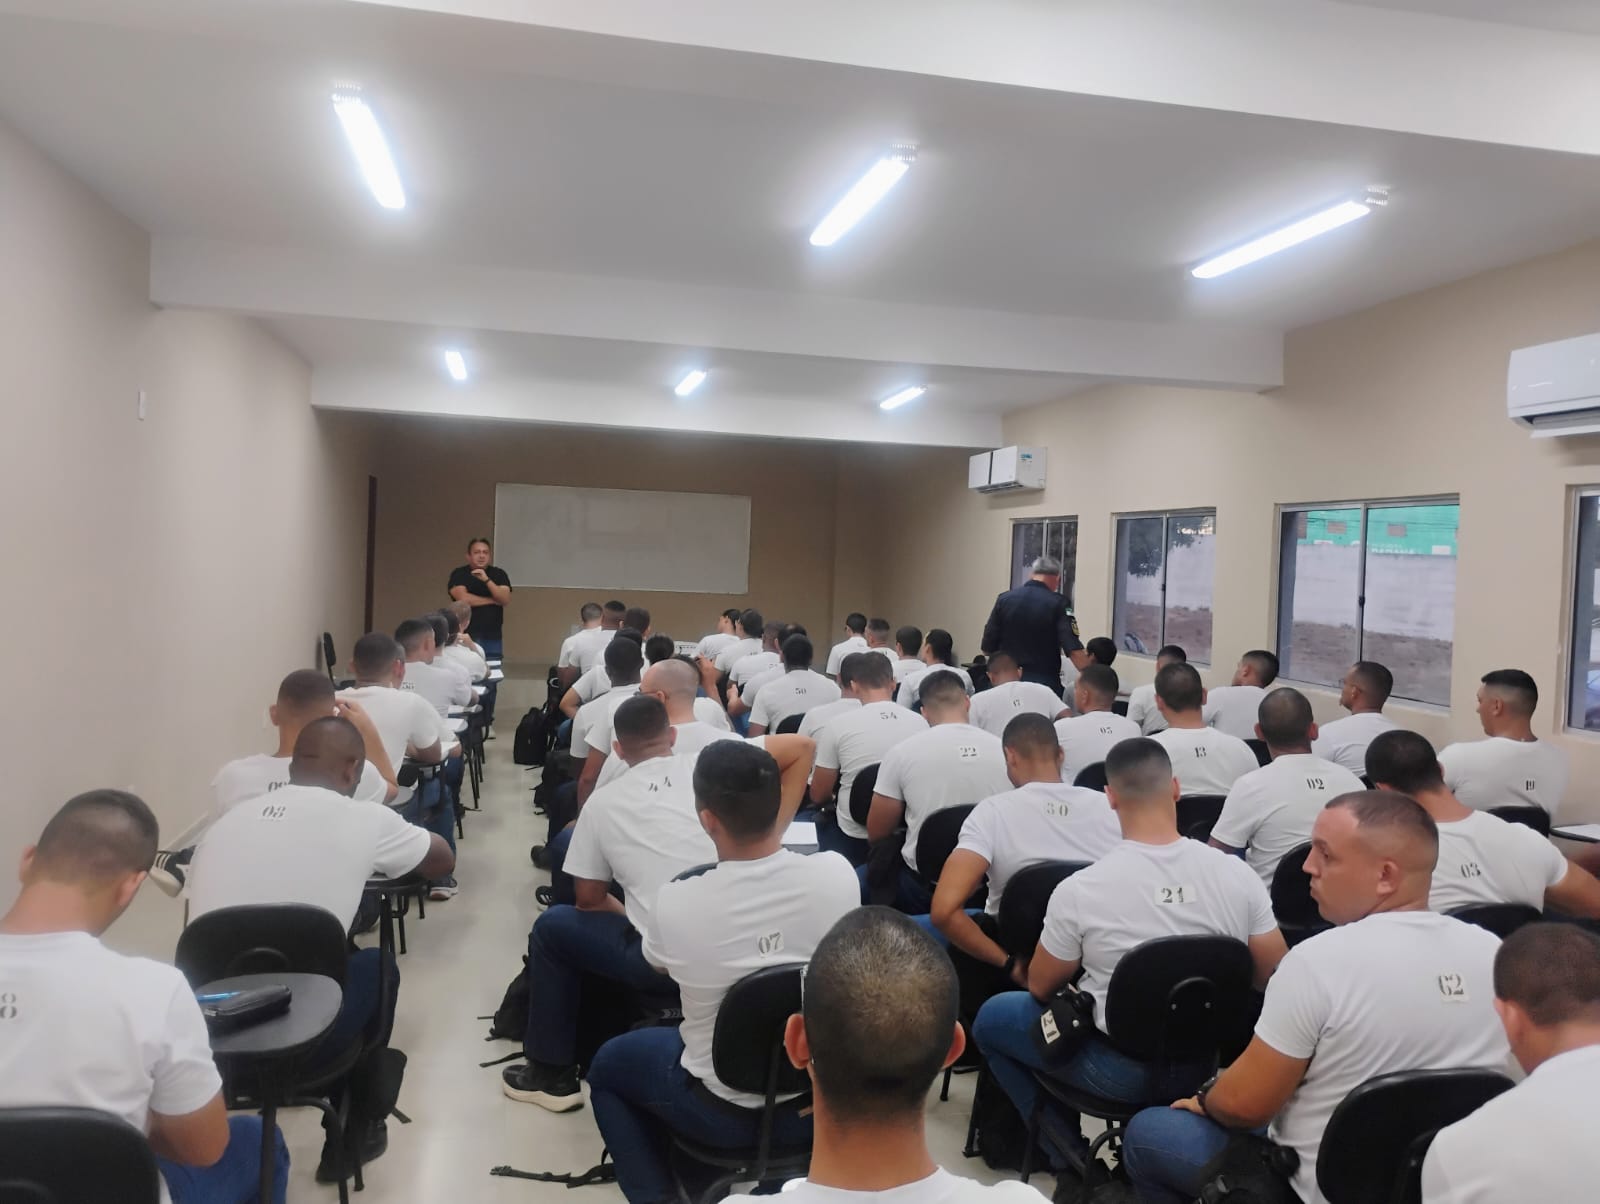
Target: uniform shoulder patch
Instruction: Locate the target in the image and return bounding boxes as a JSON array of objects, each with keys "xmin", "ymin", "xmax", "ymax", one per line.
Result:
[{"xmin": 1066, "ymin": 611, "xmax": 1080, "ymax": 637}]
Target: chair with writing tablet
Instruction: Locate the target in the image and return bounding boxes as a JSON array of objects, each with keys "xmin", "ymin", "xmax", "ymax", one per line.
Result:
[
  {"xmin": 1244, "ymin": 739, "xmax": 1271, "ymax": 767},
  {"xmin": 1073, "ymin": 762, "xmax": 1108, "ymax": 792},
  {"xmin": 1446, "ymin": 903, "xmax": 1541, "ymax": 939},
  {"xmin": 1176, "ymin": 795, "xmax": 1227, "ymax": 842},
  {"xmin": 0, "ymin": 1107, "xmax": 161, "ymax": 1204},
  {"xmin": 1488, "ymin": 804, "xmax": 1551, "ymax": 837},
  {"xmin": 1270, "ymin": 841, "xmax": 1329, "ymax": 947},
  {"xmin": 1316, "ymin": 1068, "xmax": 1514, "ymax": 1204}
]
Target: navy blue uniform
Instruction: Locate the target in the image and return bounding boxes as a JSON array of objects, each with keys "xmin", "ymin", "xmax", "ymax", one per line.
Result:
[{"xmin": 981, "ymin": 579, "xmax": 1083, "ymax": 694}]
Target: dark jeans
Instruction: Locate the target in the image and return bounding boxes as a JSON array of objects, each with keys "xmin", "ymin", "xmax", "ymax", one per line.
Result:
[
  {"xmin": 308, "ymin": 947, "xmax": 399, "ymax": 1068},
  {"xmin": 157, "ymin": 1116, "xmax": 289, "ymax": 1204},
  {"xmin": 854, "ymin": 860, "xmax": 934, "ymax": 914},
  {"xmin": 588, "ymin": 1027, "xmax": 813, "ymax": 1204},
  {"xmin": 1122, "ymin": 1109, "xmax": 1258, "ymax": 1204},
  {"xmin": 547, "ymin": 824, "xmax": 577, "ymax": 906},
  {"xmin": 401, "ymin": 774, "xmax": 455, "ymax": 886},
  {"xmin": 478, "ymin": 637, "xmax": 503, "ymax": 660},
  {"xmin": 523, "ymin": 905, "xmax": 664, "ymax": 1067},
  {"xmin": 815, "ymin": 811, "xmax": 868, "ymax": 866}
]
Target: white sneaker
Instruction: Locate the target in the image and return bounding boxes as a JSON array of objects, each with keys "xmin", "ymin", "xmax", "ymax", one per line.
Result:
[
  {"xmin": 429, "ymin": 878, "xmax": 459, "ymax": 901},
  {"xmin": 149, "ymin": 849, "xmax": 191, "ymax": 898}
]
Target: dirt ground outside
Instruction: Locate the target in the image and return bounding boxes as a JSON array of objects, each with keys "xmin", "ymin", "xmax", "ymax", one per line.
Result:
[{"xmin": 1114, "ymin": 603, "xmax": 1214, "ymax": 665}]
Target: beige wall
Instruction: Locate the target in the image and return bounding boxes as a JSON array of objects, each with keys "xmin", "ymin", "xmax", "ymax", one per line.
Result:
[
  {"xmin": 0, "ymin": 118, "xmax": 375, "ymax": 954},
  {"xmin": 369, "ymin": 418, "xmax": 873, "ymax": 662},
  {"xmin": 872, "ymin": 238, "xmax": 1600, "ymax": 820}
]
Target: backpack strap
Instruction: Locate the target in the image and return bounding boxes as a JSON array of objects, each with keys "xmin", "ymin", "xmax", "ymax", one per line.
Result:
[{"xmin": 490, "ymin": 1150, "xmax": 617, "ymax": 1188}]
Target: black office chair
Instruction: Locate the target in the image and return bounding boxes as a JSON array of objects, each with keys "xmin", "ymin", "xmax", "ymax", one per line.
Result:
[
  {"xmin": 1073, "ymin": 762, "xmax": 1108, "ymax": 792},
  {"xmin": 846, "ymin": 764, "xmax": 881, "ymax": 830},
  {"xmin": 0, "ymin": 1107, "xmax": 161, "ymax": 1204},
  {"xmin": 1110, "ymin": 700, "xmax": 1129, "ymax": 717},
  {"xmin": 914, "ymin": 804, "xmax": 978, "ymax": 886},
  {"xmin": 1489, "ymin": 805, "xmax": 1552, "ymax": 837},
  {"xmin": 774, "ymin": 713, "xmax": 804, "ymax": 736},
  {"xmin": 996, "ymin": 860, "xmax": 1093, "ymax": 957},
  {"xmin": 175, "ymin": 904, "xmax": 368, "ymax": 1202},
  {"xmin": 668, "ymin": 965, "xmax": 812, "ymax": 1202},
  {"xmin": 1020, "ymin": 936, "xmax": 1255, "ymax": 1183},
  {"xmin": 1447, "ymin": 903, "xmax": 1541, "ymax": 939},
  {"xmin": 1244, "ymin": 738, "xmax": 1271, "ymax": 767},
  {"xmin": 1316, "ymin": 1068, "xmax": 1514, "ymax": 1204},
  {"xmin": 1270, "ymin": 841, "xmax": 1329, "ymax": 947},
  {"xmin": 322, "ymin": 631, "xmax": 338, "ymax": 682},
  {"xmin": 1177, "ymin": 795, "xmax": 1227, "ymax": 842}
]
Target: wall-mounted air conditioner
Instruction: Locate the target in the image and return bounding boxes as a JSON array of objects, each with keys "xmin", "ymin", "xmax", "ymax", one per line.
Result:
[
  {"xmin": 969, "ymin": 446, "xmax": 1046, "ymax": 493},
  {"xmin": 1509, "ymin": 332, "xmax": 1600, "ymax": 438}
]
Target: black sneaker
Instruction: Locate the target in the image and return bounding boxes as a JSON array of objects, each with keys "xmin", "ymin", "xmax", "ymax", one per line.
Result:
[
  {"xmin": 315, "ymin": 1118, "xmax": 388, "ymax": 1183},
  {"xmin": 149, "ymin": 848, "xmax": 193, "ymax": 897},
  {"xmin": 530, "ymin": 843, "xmax": 548, "ymax": 868},
  {"xmin": 535, "ymin": 885, "xmax": 555, "ymax": 908},
  {"xmin": 501, "ymin": 1061, "xmax": 583, "ymax": 1112}
]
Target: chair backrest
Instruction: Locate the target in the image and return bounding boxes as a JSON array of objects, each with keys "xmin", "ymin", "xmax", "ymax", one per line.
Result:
[
  {"xmin": 1110, "ymin": 699, "xmax": 1130, "ymax": 717},
  {"xmin": 996, "ymin": 860, "xmax": 1091, "ymax": 956},
  {"xmin": 321, "ymin": 631, "xmax": 337, "ymax": 681},
  {"xmin": 1101, "ymin": 935, "xmax": 1255, "ymax": 1063},
  {"xmin": 710, "ymin": 964, "xmax": 810, "ymax": 1102},
  {"xmin": 914, "ymin": 804, "xmax": 977, "ymax": 883},
  {"xmin": 1316, "ymin": 1068, "xmax": 1515, "ymax": 1204},
  {"xmin": 1488, "ymin": 804, "xmax": 1551, "ymax": 837},
  {"xmin": 1073, "ymin": 761, "xmax": 1108, "ymax": 792},
  {"xmin": 1446, "ymin": 903, "xmax": 1542, "ymax": 939},
  {"xmin": 1268, "ymin": 841, "xmax": 1326, "ymax": 933},
  {"xmin": 847, "ymin": 763, "xmax": 882, "ymax": 827},
  {"xmin": 674, "ymin": 862, "xmax": 717, "ymax": 882},
  {"xmin": 0, "ymin": 1107, "xmax": 160, "ymax": 1204},
  {"xmin": 1244, "ymin": 738, "xmax": 1271, "ymax": 767},
  {"xmin": 1176, "ymin": 795, "xmax": 1227, "ymax": 841},
  {"xmin": 774, "ymin": 713, "xmax": 804, "ymax": 736},
  {"xmin": 175, "ymin": 903, "xmax": 350, "ymax": 988}
]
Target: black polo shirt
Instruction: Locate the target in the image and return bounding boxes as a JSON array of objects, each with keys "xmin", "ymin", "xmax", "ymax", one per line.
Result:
[
  {"xmin": 980, "ymin": 579, "xmax": 1082, "ymax": 678},
  {"xmin": 447, "ymin": 564, "xmax": 511, "ymax": 641}
]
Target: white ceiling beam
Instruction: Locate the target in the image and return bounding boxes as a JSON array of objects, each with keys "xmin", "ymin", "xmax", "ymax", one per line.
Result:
[
  {"xmin": 151, "ymin": 238, "xmax": 1284, "ymax": 390},
  {"xmin": 354, "ymin": 0, "xmax": 1600, "ymax": 156}
]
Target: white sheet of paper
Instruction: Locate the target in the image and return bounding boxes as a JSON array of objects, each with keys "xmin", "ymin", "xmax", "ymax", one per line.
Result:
[
  {"xmin": 488, "ymin": 669, "xmax": 505, "ymax": 681},
  {"xmin": 783, "ymin": 821, "xmax": 818, "ymax": 847},
  {"xmin": 1553, "ymin": 823, "xmax": 1600, "ymax": 843}
]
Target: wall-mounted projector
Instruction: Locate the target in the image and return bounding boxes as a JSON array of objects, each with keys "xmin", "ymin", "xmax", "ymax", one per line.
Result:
[{"xmin": 969, "ymin": 446, "xmax": 1046, "ymax": 494}]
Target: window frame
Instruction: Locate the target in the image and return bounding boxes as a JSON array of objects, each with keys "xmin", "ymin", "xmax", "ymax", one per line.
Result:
[
  {"xmin": 1111, "ymin": 507, "xmax": 1218, "ymax": 665},
  {"xmin": 1564, "ymin": 487, "xmax": 1600, "ymax": 735},
  {"xmin": 1274, "ymin": 493, "xmax": 1459, "ymax": 706},
  {"xmin": 1009, "ymin": 516, "xmax": 1079, "ymax": 606}
]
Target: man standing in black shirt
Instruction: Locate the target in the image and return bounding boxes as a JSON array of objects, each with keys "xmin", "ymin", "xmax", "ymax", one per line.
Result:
[
  {"xmin": 447, "ymin": 537, "xmax": 512, "ymax": 659},
  {"xmin": 980, "ymin": 556, "xmax": 1088, "ymax": 697}
]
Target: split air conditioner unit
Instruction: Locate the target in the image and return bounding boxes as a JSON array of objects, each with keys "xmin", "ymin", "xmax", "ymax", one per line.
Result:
[
  {"xmin": 1508, "ymin": 332, "xmax": 1600, "ymax": 438},
  {"xmin": 969, "ymin": 446, "xmax": 1046, "ymax": 494}
]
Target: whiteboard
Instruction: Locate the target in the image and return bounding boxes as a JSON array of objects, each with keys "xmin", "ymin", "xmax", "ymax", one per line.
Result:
[{"xmin": 493, "ymin": 483, "xmax": 751, "ymax": 594}]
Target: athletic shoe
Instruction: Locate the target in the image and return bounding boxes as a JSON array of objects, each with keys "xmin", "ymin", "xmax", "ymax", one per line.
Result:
[
  {"xmin": 501, "ymin": 1061, "xmax": 583, "ymax": 1112},
  {"xmin": 535, "ymin": 885, "xmax": 555, "ymax": 908},
  {"xmin": 529, "ymin": 843, "xmax": 548, "ymax": 868},
  {"xmin": 429, "ymin": 876, "xmax": 459, "ymax": 901},
  {"xmin": 149, "ymin": 848, "xmax": 193, "ymax": 897}
]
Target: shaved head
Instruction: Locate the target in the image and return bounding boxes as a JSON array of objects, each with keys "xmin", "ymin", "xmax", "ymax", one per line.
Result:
[
  {"xmin": 30, "ymin": 790, "xmax": 159, "ymax": 886},
  {"xmin": 289, "ymin": 716, "xmax": 365, "ymax": 796},
  {"xmin": 1257, "ymin": 687, "xmax": 1314, "ymax": 749},
  {"xmin": 643, "ymin": 657, "xmax": 699, "ymax": 704}
]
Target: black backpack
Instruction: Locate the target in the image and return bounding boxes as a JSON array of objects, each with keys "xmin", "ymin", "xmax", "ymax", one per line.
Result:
[
  {"xmin": 486, "ymin": 957, "xmax": 529, "ymax": 1042},
  {"xmin": 513, "ymin": 706, "xmax": 552, "ymax": 767}
]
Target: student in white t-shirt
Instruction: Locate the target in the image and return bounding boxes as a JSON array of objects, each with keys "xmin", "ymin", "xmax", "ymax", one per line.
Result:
[
  {"xmin": 1054, "ymin": 663, "xmax": 1141, "ymax": 782},
  {"xmin": 726, "ymin": 908, "xmax": 1048, "ymax": 1204},
  {"xmin": 726, "ymin": 621, "xmax": 787, "ymax": 722},
  {"xmin": 1202, "ymin": 649, "xmax": 1279, "ymax": 740},
  {"xmin": 556, "ymin": 602, "xmax": 606, "ymax": 687},
  {"xmin": 1123, "ymin": 791, "xmax": 1510, "ymax": 1204},
  {"xmin": 572, "ymin": 635, "xmax": 646, "ymax": 802},
  {"xmin": 436, "ymin": 607, "xmax": 487, "ymax": 682},
  {"xmin": 1365, "ymin": 729, "xmax": 1600, "ymax": 918},
  {"xmin": 590, "ymin": 658, "xmax": 740, "ymax": 793},
  {"xmin": 932, "ymin": 713, "xmax": 1121, "ymax": 1014},
  {"xmin": 0, "ymin": 790, "xmax": 287, "ymax": 1204},
  {"xmin": 867, "ymin": 670, "xmax": 1011, "ymax": 914},
  {"xmin": 1422, "ymin": 923, "xmax": 1600, "ymax": 1203},
  {"xmin": 864, "ymin": 616, "xmax": 900, "ymax": 666},
  {"xmin": 396, "ymin": 617, "xmax": 473, "ymax": 716},
  {"xmin": 694, "ymin": 607, "xmax": 743, "ymax": 664},
  {"xmin": 974, "ymin": 737, "xmax": 1287, "ymax": 1170},
  {"xmin": 825, "ymin": 612, "xmax": 870, "ymax": 678},
  {"xmin": 810, "ymin": 653, "xmax": 929, "ymax": 866},
  {"xmin": 1150, "ymin": 662, "xmax": 1261, "ymax": 796},
  {"xmin": 586, "ymin": 740, "xmax": 857, "ymax": 1201},
  {"xmin": 896, "ymin": 629, "xmax": 975, "ymax": 708},
  {"xmin": 709, "ymin": 608, "xmax": 764, "ymax": 678},
  {"xmin": 749, "ymin": 634, "xmax": 842, "ymax": 736},
  {"xmin": 797, "ymin": 652, "xmax": 866, "ymax": 751},
  {"xmin": 1310, "ymin": 660, "xmax": 1397, "ymax": 776},
  {"xmin": 1126, "ymin": 644, "xmax": 1187, "ymax": 736},
  {"xmin": 891, "ymin": 624, "xmax": 925, "ymax": 682},
  {"xmin": 1211, "ymin": 688, "xmax": 1365, "ymax": 884},
  {"xmin": 1439, "ymin": 668, "xmax": 1570, "ymax": 817},
  {"xmin": 969, "ymin": 651, "xmax": 1067, "ymax": 740}
]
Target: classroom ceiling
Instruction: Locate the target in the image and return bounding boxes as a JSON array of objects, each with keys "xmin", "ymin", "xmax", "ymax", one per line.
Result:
[{"xmin": 1, "ymin": 0, "xmax": 1598, "ymax": 447}]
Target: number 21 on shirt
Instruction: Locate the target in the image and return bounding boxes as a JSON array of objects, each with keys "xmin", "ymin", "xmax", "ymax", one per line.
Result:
[{"xmin": 1156, "ymin": 885, "xmax": 1196, "ymax": 905}]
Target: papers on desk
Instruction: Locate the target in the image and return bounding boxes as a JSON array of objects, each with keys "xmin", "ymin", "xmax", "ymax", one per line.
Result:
[
  {"xmin": 1553, "ymin": 824, "xmax": 1600, "ymax": 843},
  {"xmin": 450, "ymin": 718, "xmax": 468, "ymax": 733},
  {"xmin": 488, "ymin": 669, "xmax": 504, "ymax": 682},
  {"xmin": 782, "ymin": 821, "xmax": 818, "ymax": 850},
  {"xmin": 486, "ymin": 659, "xmax": 503, "ymax": 669}
]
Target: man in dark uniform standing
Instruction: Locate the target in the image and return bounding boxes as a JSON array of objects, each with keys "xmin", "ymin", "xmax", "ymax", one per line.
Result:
[
  {"xmin": 980, "ymin": 556, "xmax": 1089, "ymax": 697},
  {"xmin": 447, "ymin": 537, "xmax": 513, "ymax": 660}
]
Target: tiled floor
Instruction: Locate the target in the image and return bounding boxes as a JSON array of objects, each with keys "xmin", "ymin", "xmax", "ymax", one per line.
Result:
[{"xmin": 277, "ymin": 673, "xmax": 1056, "ymax": 1201}]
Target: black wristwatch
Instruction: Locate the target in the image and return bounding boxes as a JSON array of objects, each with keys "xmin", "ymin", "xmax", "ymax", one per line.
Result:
[
  {"xmin": 1195, "ymin": 1073, "xmax": 1221, "ymax": 1117},
  {"xmin": 1000, "ymin": 954, "xmax": 1017, "ymax": 978}
]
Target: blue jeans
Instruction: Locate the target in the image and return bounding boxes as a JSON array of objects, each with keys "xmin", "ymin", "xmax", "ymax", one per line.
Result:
[
  {"xmin": 815, "ymin": 813, "xmax": 868, "ymax": 867},
  {"xmin": 1122, "ymin": 1108, "xmax": 1241, "ymax": 1204},
  {"xmin": 911, "ymin": 909, "xmax": 982, "ymax": 949},
  {"xmin": 158, "ymin": 1115, "xmax": 288, "ymax": 1204},
  {"xmin": 307, "ymin": 947, "xmax": 399, "ymax": 1068},
  {"xmin": 547, "ymin": 824, "xmax": 577, "ymax": 906},
  {"xmin": 523, "ymin": 905, "xmax": 666, "ymax": 1067},
  {"xmin": 401, "ymin": 773, "xmax": 456, "ymax": 868},
  {"xmin": 589, "ymin": 1027, "xmax": 813, "ymax": 1204},
  {"xmin": 856, "ymin": 861, "xmax": 933, "ymax": 914},
  {"xmin": 972, "ymin": 992, "xmax": 1210, "ymax": 1167},
  {"xmin": 478, "ymin": 637, "xmax": 503, "ymax": 660},
  {"xmin": 554, "ymin": 718, "xmax": 572, "ymax": 750}
]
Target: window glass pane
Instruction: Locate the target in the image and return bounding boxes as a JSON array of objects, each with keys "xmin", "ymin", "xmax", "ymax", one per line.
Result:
[
  {"xmin": 1363, "ymin": 503, "xmax": 1458, "ymax": 705},
  {"xmin": 1277, "ymin": 507, "xmax": 1363, "ymax": 688},
  {"xmin": 1166, "ymin": 513, "xmax": 1216, "ymax": 664},
  {"xmin": 1011, "ymin": 521, "xmax": 1044, "ymax": 590},
  {"xmin": 1047, "ymin": 521, "xmax": 1079, "ymax": 608},
  {"xmin": 1113, "ymin": 517, "xmax": 1166, "ymax": 655},
  {"xmin": 1570, "ymin": 496, "xmax": 1600, "ymax": 730}
]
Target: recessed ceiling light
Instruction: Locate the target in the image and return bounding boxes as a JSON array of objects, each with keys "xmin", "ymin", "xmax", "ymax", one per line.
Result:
[
  {"xmin": 332, "ymin": 89, "xmax": 406, "ymax": 210},
  {"xmin": 809, "ymin": 145, "xmax": 917, "ymax": 247},
  {"xmin": 674, "ymin": 369, "xmax": 708, "ymax": 397},
  {"xmin": 444, "ymin": 349, "xmax": 468, "ymax": 381},
  {"xmin": 1191, "ymin": 194, "xmax": 1386, "ymax": 279},
  {"xmin": 879, "ymin": 385, "xmax": 925, "ymax": 411}
]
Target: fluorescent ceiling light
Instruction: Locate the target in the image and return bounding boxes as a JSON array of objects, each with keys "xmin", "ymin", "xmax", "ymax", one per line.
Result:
[
  {"xmin": 809, "ymin": 145, "xmax": 916, "ymax": 247},
  {"xmin": 332, "ymin": 90, "xmax": 406, "ymax": 210},
  {"xmin": 444, "ymin": 349, "xmax": 468, "ymax": 381},
  {"xmin": 879, "ymin": 385, "xmax": 925, "ymax": 411},
  {"xmin": 674, "ymin": 369, "xmax": 708, "ymax": 397},
  {"xmin": 1191, "ymin": 198, "xmax": 1376, "ymax": 279}
]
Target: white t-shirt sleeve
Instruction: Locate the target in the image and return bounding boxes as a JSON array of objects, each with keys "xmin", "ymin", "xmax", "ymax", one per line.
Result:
[
  {"xmin": 874, "ymin": 746, "xmax": 907, "ymax": 802},
  {"xmin": 149, "ymin": 979, "xmax": 224, "ymax": 1118},
  {"xmin": 1210, "ymin": 780, "xmax": 1260, "ymax": 850},
  {"xmin": 564, "ymin": 810, "xmax": 612, "ymax": 884},
  {"xmin": 370, "ymin": 806, "xmax": 435, "ymax": 878},
  {"xmin": 557, "ymin": 636, "xmax": 580, "ymax": 668},
  {"xmin": 815, "ymin": 725, "xmax": 842, "ymax": 772},
  {"xmin": 1437, "ymin": 744, "xmax": 1465, "ymax": 792},
  {"xmin": 1240, "ymin": 864, "xmax": 1279, "ymax": 935},
  {"xmin": 408, "ymin": 696, "xmax": 442, "ymax": 750},
  {"xmin": 1253, "ymin": 949, "xmax": 1328, "ymax": 1060},
  {"xmin": 1529, "ymin": 831, "xmax": 1570, "ymax": 891},
  {"xmin": 1039, "ymin": 878, "xmax": 1085, "ymax": 963},
  {"xmin": 1420, "ymin": 1127, "xmax": 1468, "ymax": 1204},
  {"xmin": 750, "ymin": 686, "xmax": 775, "ymax": 729},
  {"xmin": 355, "ymin": 760, "xmax": 389, "ymax": 804}
]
